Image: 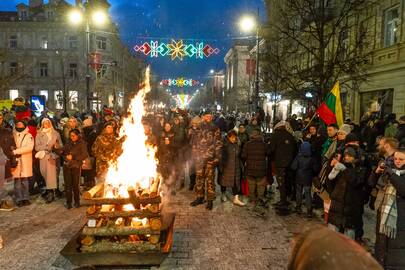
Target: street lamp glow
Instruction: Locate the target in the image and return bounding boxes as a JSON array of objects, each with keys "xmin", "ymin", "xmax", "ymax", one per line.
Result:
[
  {"xmin": 92, "ymin": 10, "xmax": 107, "ymax": 25},
  {"xmin": 239, "ymin": 16, "xmax": 256, "ymax": 33},
  {"xmin": 210, "ymin": 69, "xmax": 215, "ymax": 74},
  {"xmin": 68, "ymin": 9, "xmax": 83, "ymax": 25}
]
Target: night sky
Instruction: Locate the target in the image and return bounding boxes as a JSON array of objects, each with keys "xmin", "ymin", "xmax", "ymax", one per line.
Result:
[{"xmin": 1, "ymin": 0, "xmax": 265, "ymax": 82}]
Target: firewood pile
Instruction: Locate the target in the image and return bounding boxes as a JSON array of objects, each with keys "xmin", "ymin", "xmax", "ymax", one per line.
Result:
[{"xmin": 79, "ymin": 178, "xmax": 163, "ymax": 253}]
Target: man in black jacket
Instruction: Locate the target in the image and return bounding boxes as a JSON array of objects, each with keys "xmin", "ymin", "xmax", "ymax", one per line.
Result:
[
  {"xmin": 242, "ymin": 130, "xmax": 269, "ymax": 209},
  {"xmin": 269, "ymin": 121, "xmax": 297, "ymax": 215},
  {"xmin": 396, "ymin": 115, "xmax": 405, "ymax": 147},
  {"xmin": 0, "ymin": 112, "xmax": 17, "ymax": 211}
]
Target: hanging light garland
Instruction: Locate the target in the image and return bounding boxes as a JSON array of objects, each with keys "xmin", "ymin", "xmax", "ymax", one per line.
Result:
[
  {"xmin": 134, "ymin": 39, "xmax": 220, "ymax": 60},
  {"xmin": 160, "ymin": 78, "xmax": 200, "ymax": 87}
]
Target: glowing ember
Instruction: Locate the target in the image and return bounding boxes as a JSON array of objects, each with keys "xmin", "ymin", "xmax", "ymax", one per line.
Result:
[{"xmin": 104, "ymin": 67, "xmax": 158, "ymax": 199}]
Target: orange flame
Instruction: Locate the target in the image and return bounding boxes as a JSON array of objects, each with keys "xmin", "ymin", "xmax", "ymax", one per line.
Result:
[{"xmin": 104, "ymin": 67, "xmax": 157, "ymax": 198}]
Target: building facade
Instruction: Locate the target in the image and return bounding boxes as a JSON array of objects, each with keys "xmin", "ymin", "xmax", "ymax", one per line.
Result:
[
  {"xmin": 224, "ymin": 42, "xmax": 256, "ymax": 112},
  {"xmin": 263, "ymin": 0, "xmax": 405, "ymax": 122},
  {"xmin": 0, "ymin": 0, "xmax": 145, "ymax": 112}
]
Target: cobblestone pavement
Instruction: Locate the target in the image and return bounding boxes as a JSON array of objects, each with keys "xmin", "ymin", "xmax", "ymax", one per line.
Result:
[{"xmin": 0, "ymin": 185, "xmax": 376, "ymax": 270}]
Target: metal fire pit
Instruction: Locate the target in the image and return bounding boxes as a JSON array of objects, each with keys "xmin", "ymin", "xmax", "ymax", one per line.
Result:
[{"xmin": 60, "ymin": 212, "xmax": 175, "ymax": 267}]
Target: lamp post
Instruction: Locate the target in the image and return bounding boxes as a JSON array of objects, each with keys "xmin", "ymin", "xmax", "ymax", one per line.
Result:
[
  {"xmin": 68, "ymin": 6, "xmax": 107, "ymax": 111},
  {"xmin": 239, "ymin": 8, "xmax": 260, "ymax": 111}
]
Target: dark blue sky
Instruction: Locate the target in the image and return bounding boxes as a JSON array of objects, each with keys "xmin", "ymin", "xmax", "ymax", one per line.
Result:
[{"xmin": 1, "ymin": 0, "xmax": 265, "ymax": 82}]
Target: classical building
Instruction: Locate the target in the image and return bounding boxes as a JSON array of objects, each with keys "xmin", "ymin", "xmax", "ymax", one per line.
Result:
[
  {"xmin": 224, "ymin": 41, "xmax": 256, "ymax": 112},
  {"xmin": 0, "ymin": 0, "xmax": 145, "ymax": 112},
  {"xmin": 263, "ymin": 0, "xmax": 405, "ymax": 122}
]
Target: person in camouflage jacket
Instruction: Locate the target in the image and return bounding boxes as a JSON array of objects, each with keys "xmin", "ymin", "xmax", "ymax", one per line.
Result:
[
  {"xmin": 92, "ymin": 121, "xmax": 122, "ymax": 180},
  {"xmin": 190, "ymin": 110, "xmax": 223, "ymax": 210}
]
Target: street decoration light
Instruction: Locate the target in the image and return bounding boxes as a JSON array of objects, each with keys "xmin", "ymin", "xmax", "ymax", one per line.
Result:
[
  {"xmin": 67, "ymin": 7, "xmax": 108, "ymax": 110},
  {"xmin": 239, "ymin": 10, "xmax": 260, "ymax": 111},
  {"xmin": 133, "ymin": 40, "xmax": 220, "ymax": 60},
  {"xmin": 160, "ymin": 78, "xmax": 200, "ymax": 87}
]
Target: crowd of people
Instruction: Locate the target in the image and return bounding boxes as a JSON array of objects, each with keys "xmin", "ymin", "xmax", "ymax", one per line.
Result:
[{"xmin": 0, "ymin": 103, "xmax": 404, "ymax": 269}]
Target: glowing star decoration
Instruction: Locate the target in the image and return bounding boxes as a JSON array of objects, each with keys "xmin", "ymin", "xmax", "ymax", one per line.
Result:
[
  {"xmin": 167, "ymin": 39, "xmax": 186, "ymax": 60},
  {"xmin": 160, "ymin": 78, "xmax": 200, "ymax": 87},
  {"xmin": 134, "ymin": 40, "xmax": 220, "ymax": 60},
  {"xmin": 174, "ymin": 94, "xmax": 191, "ymax": 108}
]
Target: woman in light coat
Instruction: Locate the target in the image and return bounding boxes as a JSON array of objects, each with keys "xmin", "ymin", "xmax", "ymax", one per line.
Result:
[
  {"xmin": 12, "ymin": 120, "xmax": 34, "ymax": 207},
  {"xmin": 35, "ymin": 118, "xmax": 62, "ymax": 203}
]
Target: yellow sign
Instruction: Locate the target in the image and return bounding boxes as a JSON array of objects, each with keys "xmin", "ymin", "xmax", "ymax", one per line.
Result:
[{"xmin": 0, "ymin": 100, "xmax": 13, "ymax": 110}]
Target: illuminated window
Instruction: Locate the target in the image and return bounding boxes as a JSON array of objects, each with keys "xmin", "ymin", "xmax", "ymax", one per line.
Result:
[
  {"xmin": 69, "ymin": 91, "xmax": 78, "ymax": 110},
  {"xmin": 40, "ymin": 90, "xmax": 48, "ymax": 101},
  {"xmin": 384, "ymin": 7, "xmax": 399, "ymax": 47},
  {"xmin": 41, "ymin": 37, "xmax": 48, "ymax": 49},
  {"xmin": 9, "ymin": 89, "xmax": 19, "ymax": 100},
  {"xmin": 54, "ymin": 90, "xmax": 63, "ymax": 110}
]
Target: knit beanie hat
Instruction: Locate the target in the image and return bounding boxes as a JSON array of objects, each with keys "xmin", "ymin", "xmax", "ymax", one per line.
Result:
[
  {"xmin": 82, "ymin": 118, "xmax": 93, "ymax": 128},
  {"xmin": 344, "ymin": 147, "xmax": 358, "ymax": 159}
]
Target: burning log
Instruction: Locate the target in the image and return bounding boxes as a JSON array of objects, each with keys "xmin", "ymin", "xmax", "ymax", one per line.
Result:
[
  {"xmin": 149, "ymin": 235, "xmax": 160, "ymax": 244},
  {"xmin": 80, "ymin": 236, "xmax": 95, "ymax": 246},
  {"xmin": 128, "ymin": 186, "xmax": 141, "ymax": 209},
  {"xmin": 86, "ymin": 205, "xmax": 97, "ymax": 215},
  {"xmin": 149, "ymin": 218, "xmax": 162, "ymax": 231},
  {"xmin": 82, "ymin": 226, "xmax": 159, "ymax": 236},
  {"xmin": 87, "ymin": 210, "xmax": 160, "ymax": 219},
  {"xmin": 150, "ymin": 178, "xmax": 160, "ymax": 198},
  {"xmin": 81, "ymin": 196, "xmax": 161, "ymax": 206},
  {"xmin": 80, "ymin": 240, "xmax": 159, "ymax": 253},
  {"xmin": 82, "ymin": 183, "xmax": 104, "ymax": 200}
]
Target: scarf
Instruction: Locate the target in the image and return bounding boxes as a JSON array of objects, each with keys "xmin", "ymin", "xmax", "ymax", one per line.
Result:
[{"xmin": 378, "ymin": 184, "xmax": 397, "ymax": 239}]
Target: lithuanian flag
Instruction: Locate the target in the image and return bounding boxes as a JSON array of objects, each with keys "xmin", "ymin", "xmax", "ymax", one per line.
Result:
[{"xmin": 316, "ymin": 81, "xmax": 344, "ymax": 127}]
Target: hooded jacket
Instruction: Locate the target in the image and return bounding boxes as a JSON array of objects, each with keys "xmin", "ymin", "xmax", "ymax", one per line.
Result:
[
  {"xmin": 290, "ymin": 142, "xmax": 317, "ymax": 186},
  {"xmin": 12, "ymin": 127, "xmax": 34, "ymax": 178}
]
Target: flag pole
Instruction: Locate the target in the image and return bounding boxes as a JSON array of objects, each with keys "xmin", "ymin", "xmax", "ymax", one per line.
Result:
[{"xmin": 303, "ymin": 113, "xmax": 317, "ymax": 130}]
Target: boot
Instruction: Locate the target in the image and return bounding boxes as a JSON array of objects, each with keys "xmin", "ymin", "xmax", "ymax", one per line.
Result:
[
  {"xmin": 206, "ymin": 201, "xmax": 213, "ymax": 210},
  {"xmin": 190, "ymin": 197, "xmax": 204, "ymax": 207},
  {"xmin": 233, "ymin": 195, "xmax": 245, "ymax": 206},
  {"xmin": 306, "ymin": 208, "xmax": 313, "ymax": 218},
  {"xmin": 221, "ymin": 193, "xmax": 227, "ymax": 202},
  {"xmin": 45, "ymin": 190, "xmax": 55, "ymax": 204}
]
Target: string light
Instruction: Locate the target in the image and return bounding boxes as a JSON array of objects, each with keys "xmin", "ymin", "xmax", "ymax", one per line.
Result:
[{"xmin": 161, "ymin": 78, "xmax": 200, "ymax": 87}]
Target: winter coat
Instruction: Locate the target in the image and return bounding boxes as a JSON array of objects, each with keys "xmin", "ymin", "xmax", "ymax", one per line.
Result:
[
  {"xmin": 60, "ymin": 138, "xmax": 88, "ymax": 169},
  {"xmin": 328, "ymin": 162, "xmax": 367, "ymax": 229},
  {"xmin": 157, "ymin": 131, "xmax": 177, "ymax": 174},
  {"xmin": 12, "ymin": 128, "xmax": 34, "ymax": 178},
  {"xmin": 219, "ymin": 138, "xmax": 241, "ymax": 189},
  {"xmin": 305, "ymin": 133, "xmax": 325, "ymax": 160},
  {"xmin": 246, "ymin": 124, "xmax": 261, "ymax": 137},
  {"xmin": 0, "ymin": 126, "xmax": 16, "ymax": 179},
  {"xmin": 396, "ymin": 123, "xmax": 405, "ymax": 147},
  {"xmin": 242, "ymin": 137, "xmax": 268, "ymax": 178},
  {"xmin": 269, "ymin": 128, "xmax": 297, "ymax": 168},
  {"xmin": 238, "ymin": 132, "xmax": 249, "ymax": 148},
  {"xmin": 194, "ymin": 121, "xmax": 223, "ymax": 166},
  {"xmin": 35, "ymin": 130, "xmax": 62, "ymax": 189},
  {"xmin": 83, "ymin": 126, "xmax": 98, "ymax": 156},
  {"xmin": 92, "ymin": 132, "xmax": 122, "ymax": 177},
  {"xmin": 290, "ymin": 142, "xmax": 317, "ymax": 186},
  {"xmin": 369, "ymin": 167, "xmax": 405, "ymax": 269}
]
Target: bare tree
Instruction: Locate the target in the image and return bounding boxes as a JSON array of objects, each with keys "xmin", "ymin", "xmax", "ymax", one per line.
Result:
[
  {"xmin": 263, "ymin": 0, "xmax": 375, "ymax": 105},
  {"xmin": 0, "ymin": 49, "xmax": 33, "ymax": 98}
]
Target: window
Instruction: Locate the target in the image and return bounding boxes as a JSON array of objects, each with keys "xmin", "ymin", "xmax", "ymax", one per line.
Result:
[
  {"xmin": 384, "ymin": 7, "xmax": 400, "ymax": 47},
  {"xmin": 40, "ymin": 37, "xmax": 48, "ymax": 49},
  {"xmin": 9, "ymin": 62, "xmax": 18, "ymax": 76},
  {"xmin": 39, "ymin": 90, "xmax": 48, "ymax": 101},
  {"xmin": 20, "ymin": 11, "xmax": 28, "ymax": 20},
  {"xmin": 54, "ymin": 90, "xmax": 63, "ymax": 110},
  {"xmin": 69, "ymin": 91, "xmax": 78, "ymax": 110},
  {"xmin": 68, "ymin": 36, "xmax": 78, "ymax": 49},
  {"xmin": 69, "ymin": 63, "xmax": 78, "ymax": 78},
  {"xmin": 9, "ymin": 35, "xmax": 17, "ymax": 49},
  {"xmin": 40, "ymin": 63, "xmax": 48, "ymax": 77},
  {"xmin": 47, "ymin": 11, "xmax": 54, "ymax": 20},
  {"xmin": 96, "ymin": 36, "xmax": 107, "ymax": 50},
  {"xmin": 339, "ymin": 27, "xmax": 349, "ymax": 59},
  {"xmin": 9, "ymin": 90, "xmax": 19, "ymax": 100}
]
